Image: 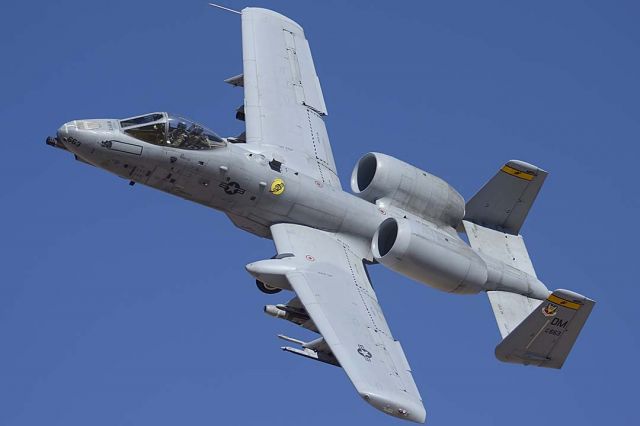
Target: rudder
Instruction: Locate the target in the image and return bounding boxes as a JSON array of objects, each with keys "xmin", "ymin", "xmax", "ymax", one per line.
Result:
[
  {"xmin": 495, "ymin": 289, "xmax": 595, "ymax": 369},
  {"xmin": 465, "ymin": 160, "xmax": 547, "ymax": 235}
]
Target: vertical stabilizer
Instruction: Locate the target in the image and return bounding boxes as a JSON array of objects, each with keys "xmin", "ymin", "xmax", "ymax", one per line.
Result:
[
  {"xmin": 463, "ymin": 160, "xmax": 594, "ymax": 368},
  {"xmin": 495, "ymin": 289, "xmax": 595, "ymax": 368},
  {"xmin": 465, "ymin": 160, "xmax": 547, "ymax": 235}
]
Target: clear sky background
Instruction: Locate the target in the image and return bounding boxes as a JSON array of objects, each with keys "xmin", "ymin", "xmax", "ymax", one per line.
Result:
[{"xmin": 1, "ymin": 1, "xmax": 638, "ymax": 425}]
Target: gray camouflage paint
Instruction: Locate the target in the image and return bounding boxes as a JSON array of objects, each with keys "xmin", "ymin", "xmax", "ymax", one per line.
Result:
[{"xmin": 53, "ymin": 116, "xmax": 548, "ymax": 300}]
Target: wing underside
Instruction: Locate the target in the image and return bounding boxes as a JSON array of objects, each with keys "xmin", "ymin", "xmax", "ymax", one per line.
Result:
[
  {"xmin": 247, "ymin": 223, "xmax": 425, "ymax": 423},
  {"xmin": 240, "ymin": 7, "xmax": 340, "ymax": 187}
]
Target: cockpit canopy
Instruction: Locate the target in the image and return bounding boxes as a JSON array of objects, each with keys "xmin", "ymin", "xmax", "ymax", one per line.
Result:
[{"xmin": 120, "ymin": 112, "xmax": 224, "ymax": 150}]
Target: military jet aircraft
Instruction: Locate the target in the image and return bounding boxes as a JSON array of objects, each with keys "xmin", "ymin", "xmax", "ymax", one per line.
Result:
[{"xmin": 47, "ymin": 6, "xmax": 594, "ymax": 423}]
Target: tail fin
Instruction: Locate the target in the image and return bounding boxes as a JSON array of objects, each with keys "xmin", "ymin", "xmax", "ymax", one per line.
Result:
[
  {"xmin": 495, "ymin": 289, "xmax": 595, "ymax": 368},
  {"xmin": 465, "ymin": 220, "xmax": 596, "ymax": 368},
  {"xmin": 463, "ymin": 161, "xmax": 594, "ymax": 368},
  {"xmin": 465, "ymin": 160, "xmax": 547, "ymax": 235}
]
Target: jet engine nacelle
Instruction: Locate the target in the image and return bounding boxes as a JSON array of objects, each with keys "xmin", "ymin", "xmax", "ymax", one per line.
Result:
[
  {"xmin": 372, "ymin": 218, "xmax": 488, "ymax": 294},
  {"xmin": 372, "ymin": 218, "xmax": 550, "ymax": 299},
  {"xmin": 351, "ymin": 152, "xmax": 465, "ymax": 228}
]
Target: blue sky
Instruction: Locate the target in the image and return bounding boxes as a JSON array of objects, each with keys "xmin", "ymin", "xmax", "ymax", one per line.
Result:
[{"xmin": 1, "ymin": 0, "xmax": 638, "ymax": 424}]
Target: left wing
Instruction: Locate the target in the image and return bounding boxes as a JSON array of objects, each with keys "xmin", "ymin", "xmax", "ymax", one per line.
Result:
[
  {"xmin": 239, "ymin": 7, "xmax": 341, "ymax": 187},
  {"xmin": 246, "ymin": 224, "xmax": 425, "ymax": 423}
]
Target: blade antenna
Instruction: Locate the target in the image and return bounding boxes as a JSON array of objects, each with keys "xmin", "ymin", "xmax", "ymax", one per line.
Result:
[{"xmin": 208, "ymin": 3, "xmax": 241, "ymax": 15}]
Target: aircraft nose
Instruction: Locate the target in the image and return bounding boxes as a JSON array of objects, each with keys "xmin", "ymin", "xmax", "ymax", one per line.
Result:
[
  {"xmin": 57, "ymin": 121, "xmax": 76, "ymax": 140},
  {"xmin": 57, "ymin": 121, "xmax": 82, "ymax": 151}
]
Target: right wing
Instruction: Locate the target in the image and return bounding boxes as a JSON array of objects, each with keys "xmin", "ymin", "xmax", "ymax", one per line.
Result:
[
  {"xmin": 239, "ymin": 7, "xmax": 341, "ymax": 187},
  {"xmin": 246, "ymin": 223, "xmax": 426, "ymax": 423}
]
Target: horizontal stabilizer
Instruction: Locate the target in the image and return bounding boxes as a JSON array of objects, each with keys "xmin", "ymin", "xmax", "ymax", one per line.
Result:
[
  {"xmin": 495, "ymin": 289, "xmax": 595, "ymax": 369},
  {"xmin": 465, "ymin": 221, "xmax": 548, "ymax": 337},
  {"xmin": 465, "ymin": 160, "xmax": 547, "ymax": 235},
  {"xmin": 464, "ymin": 220, "xmax": 537, "ymax": 277},
  {"xmin": 488, "ymin": 291, "xmax": 543, "ymax": 338}
]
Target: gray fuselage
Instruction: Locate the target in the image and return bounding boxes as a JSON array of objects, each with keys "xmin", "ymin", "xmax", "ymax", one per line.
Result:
[
  {"xmin": 53, "ymin": 116, "xmax": 549, "ymax": 300},
  {"xmin": 56, "ymin": 118, "xmax": 390, "ymax": 243}
]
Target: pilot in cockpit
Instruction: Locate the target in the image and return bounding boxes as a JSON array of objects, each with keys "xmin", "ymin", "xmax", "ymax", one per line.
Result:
[
  {"xmin": 121, "ymin": 112, "xmax": 225, "ymax": 150},
  {"xmin": 169, "ymin": 121, "xmax": 188, "ymax": 147},
  {"xmin": 187, "ymin": 124, "xmax": 208, "ymax": 147}
]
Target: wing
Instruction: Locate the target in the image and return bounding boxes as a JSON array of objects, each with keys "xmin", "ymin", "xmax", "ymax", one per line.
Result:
[
  {"xmin": 247, "ymin": 223, "xmax": 425, "ymax": 423},
  {"xmin": 240, "ymin": 7, "xmax": 341, "ymax": 187}
]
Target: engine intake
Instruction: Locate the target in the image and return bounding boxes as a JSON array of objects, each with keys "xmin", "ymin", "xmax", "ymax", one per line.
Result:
[
  {"xmin": 351, "ymin": 153, "xmax": 465, "ymax": 228},
  {"xmin": 372, "ymin": 218, "xmax": 487, "ymax": 294}
]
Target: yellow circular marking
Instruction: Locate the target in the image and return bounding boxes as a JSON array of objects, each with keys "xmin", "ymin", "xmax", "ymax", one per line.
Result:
[{"xmin": 270, "ymin": 178, "xmax": 285, "ymax": 195}]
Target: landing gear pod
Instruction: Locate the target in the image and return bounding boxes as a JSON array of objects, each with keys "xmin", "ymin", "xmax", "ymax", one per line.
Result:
[{"xmin": 256, "ymin": 280, "xmax": 282, "ymax": 294}]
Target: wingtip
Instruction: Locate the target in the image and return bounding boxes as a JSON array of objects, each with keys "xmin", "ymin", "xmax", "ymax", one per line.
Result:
[
  {"xmin": 360, "ymin": 391, "xmax": 426, "ymax": 423},
  {"xmin": 241, "ymin": 7, "xmax": 304, "ymax": 30}
]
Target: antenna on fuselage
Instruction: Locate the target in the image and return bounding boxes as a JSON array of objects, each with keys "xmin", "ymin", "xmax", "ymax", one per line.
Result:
[{"xmin": 208, "ymin": 3, "xmax": 241, "ymax": 15}]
